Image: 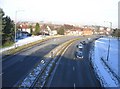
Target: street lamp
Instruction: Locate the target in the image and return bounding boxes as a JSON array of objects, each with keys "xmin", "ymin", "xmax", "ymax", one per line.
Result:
[
  {"xmin": 14, "ymin": 10, "xmax": 24, "ymax": 48},
  {"xmin": 104, "ymin": 21, "xmax": 112, "ymax": 61},
  {"xmin": 104, "ymin": 21, "xmax": 112, "ymax": 35}
]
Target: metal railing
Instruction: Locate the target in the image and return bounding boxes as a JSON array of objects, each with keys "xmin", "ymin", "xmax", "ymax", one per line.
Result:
[{"xmin": 101, "ymin": 58, "xmax": 120, "ymax": 85}]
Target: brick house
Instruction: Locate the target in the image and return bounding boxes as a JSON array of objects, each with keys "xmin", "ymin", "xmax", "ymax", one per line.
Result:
[
  {"xmin": 65, "ymin": 28, "xmax": 83, "ymax": 35},
  {"xmin": 82, "ymin": 27, "xmax": 93, "ymax": 35}
]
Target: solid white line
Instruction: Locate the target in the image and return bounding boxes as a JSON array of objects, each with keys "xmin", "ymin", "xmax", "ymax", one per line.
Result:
[{"xmin": 74, "ymin": 83, "xmax": 76, "ymax": 89}]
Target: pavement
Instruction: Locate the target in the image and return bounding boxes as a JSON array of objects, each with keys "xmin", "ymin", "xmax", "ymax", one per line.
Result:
[
  {"xmin": 45, "ymin": 38, "xmax": 101, "ymax": 87},
  {"xmin": 2, "ymin": 36, "xmax": 82, "ymax": 87}
]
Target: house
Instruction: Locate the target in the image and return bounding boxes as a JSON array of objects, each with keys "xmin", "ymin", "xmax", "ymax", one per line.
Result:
[
  {"xmin": 98, "ymin": 27, "xmax": 106, "ymax": 35},
  {"xmin": 40, "ymin": 24, "xmax": 48, "ymax": 35},
  {"xmin": 82, "ymin": 27, "xmax": 93, "ymax": 35},
  {"xmin": 17, "ymin": 22, "xmax": 32, "ymax": 38},
  {"xmin": 40, "ymin": 24, "xmax": 58, "ymax": 35},
  {"xmin": 51, "ymin": 30, "xmax": 57, "ymax": 35},
  {"xmin": 46, "ymin": 26, "xmax": 57, "ymax": 35},
  {"xmin": 65, "ymin": 28, "xmax": 83, "ymax": 35},
  {"xmin": 20, "ymin": 23, "xmax": 31, "ymax": 33}
]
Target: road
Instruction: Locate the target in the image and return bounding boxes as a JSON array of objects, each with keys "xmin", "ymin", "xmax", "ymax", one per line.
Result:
[
  {"xmin": 46, "ymin": 39, "xmax": 101, "ymax": 87},
  {"xmin": 2, "ymin": 36, "xmax": 84, "ymax": 87}
]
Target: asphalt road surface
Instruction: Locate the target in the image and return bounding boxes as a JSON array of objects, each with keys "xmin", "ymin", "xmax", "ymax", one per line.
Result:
[
  {"xmin": 46, "ymin": 39, "xmax": 101, "ymax": 87},
  {"xmin": 2, "ymin": 36, "xmax": 85, "ymax": 87}
]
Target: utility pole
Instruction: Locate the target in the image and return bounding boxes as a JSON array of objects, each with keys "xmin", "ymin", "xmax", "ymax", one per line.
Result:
[
  {"xmin": 14, "ymin": 10, "xmax": 24, "ymax": 48},
  {"xmin": 106, "ymin": 22, "xmax": 112, "ymax": 61},
  {"xmin": 15, "ymin": 11, "xmax": 17, "ymax": 48}
]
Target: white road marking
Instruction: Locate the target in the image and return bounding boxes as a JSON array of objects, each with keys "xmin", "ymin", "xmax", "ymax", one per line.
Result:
[
  {"xmin": 73, "ymin": 66, "xmax": 75, "ymax": 71},
  {"xmin": 48, "ymin": 41, "xmax": 74, "ymax": 87},
  {"xmin": 74, "ymin": 83, "xmax": 76, "ymax": 89},
  {"xmin": 0, "ymin": 73, "xmax": 3, "ymax": 76},
  {"xmin": 41, "ymin": 60, "xmax": 45, "ymax": 64}
]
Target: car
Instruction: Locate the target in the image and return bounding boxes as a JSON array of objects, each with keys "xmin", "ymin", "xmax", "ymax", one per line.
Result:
[
  {"xmin": 87, "ymin": 38, "xmax": 91, "ymax": 40},
  {"xmin": 78, "ymin": 47, "xmax": 83, "ymax": 51},
  {"xmin": 75, "ymin": 51, "xmax": 83, "ymax": 59},
  {"xmin": 80, "ymin": 41, "xmax": 86, "ymax": 45},
  {"xmin": 76, "ymin": 43, "xmax": 83, "ymax": 49}
]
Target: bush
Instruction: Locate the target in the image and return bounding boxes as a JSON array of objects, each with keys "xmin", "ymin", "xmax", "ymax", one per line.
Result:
[
  {"xmin": 2, "ymin": 41, "xmax": 14, "ymax": 48},
  {"xmin": 57, "ymin": 28, "xmax": 64, "ymax": 35},
  {"xmin": 112, "ymin": 29, "xmax": 120, "ymax": 37}
]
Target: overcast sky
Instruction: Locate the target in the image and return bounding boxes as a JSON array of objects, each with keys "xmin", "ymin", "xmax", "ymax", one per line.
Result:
[{"xmin": 0, "ymin": 0, "xmax": 119, "ymax": 28}]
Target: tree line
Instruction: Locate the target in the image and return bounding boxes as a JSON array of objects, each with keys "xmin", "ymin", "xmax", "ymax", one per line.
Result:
[
  {"xmin": 0, "ymin": 8, "xmax": 14, "ymax": 47},
  {"xmin": 112, "ymin": 28, "xmax": 120, "ymax": 37},
  {"xmin": 0, "ymin": 8, "xmax": 42, "ymax": 47},
  {"xmin": 0, "ymin": 8, "xmax": 65, "ymax": 47}
]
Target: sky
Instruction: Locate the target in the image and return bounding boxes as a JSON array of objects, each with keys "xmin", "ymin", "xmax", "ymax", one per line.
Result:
[{"xmin": 0, "ymin": 0, "xmax": 119, "ymax": 28}]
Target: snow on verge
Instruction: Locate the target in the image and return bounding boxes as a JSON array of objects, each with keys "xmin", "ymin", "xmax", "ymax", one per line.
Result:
[
  {"xmin": 0, "ymin": 35, "xmax": 46, "ymax": 52},
  {"xmin": 90, "ymin": 37, "xmax": 119, "ymax": 87}
]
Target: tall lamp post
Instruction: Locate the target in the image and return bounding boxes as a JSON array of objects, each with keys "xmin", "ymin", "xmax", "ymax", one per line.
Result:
[
  {"xmin": 104, "ymin": 21, "xmax": 112, "ymax": 61},
  {"xmin": 15, "ymin": 10, "xmax": 24, "ymax": 48}
]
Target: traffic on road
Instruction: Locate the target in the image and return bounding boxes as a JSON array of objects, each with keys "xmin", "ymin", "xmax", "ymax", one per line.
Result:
[{"xmin": 2, "ymin": 35, "xmax": 101, "ymax": 88}]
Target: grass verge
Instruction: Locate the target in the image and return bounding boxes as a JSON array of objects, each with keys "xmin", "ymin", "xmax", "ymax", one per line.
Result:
[{"xmin": 0, "ymin": 41, "xmax": 14, "ymax": 48}]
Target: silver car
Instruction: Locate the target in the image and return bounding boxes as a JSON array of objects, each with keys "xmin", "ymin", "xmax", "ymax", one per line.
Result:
[{"xmin": 76, "ymin": 44, "xmax": 83, "ymax": 49}]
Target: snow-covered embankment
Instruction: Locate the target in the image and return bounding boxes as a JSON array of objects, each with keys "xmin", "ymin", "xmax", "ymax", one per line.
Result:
[{"xmin": 90, "ymin": 37, "xmax": 120, "ymax": 87}]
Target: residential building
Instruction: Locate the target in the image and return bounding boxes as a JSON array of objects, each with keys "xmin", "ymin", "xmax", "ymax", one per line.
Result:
[{"xmin": 82, "ymin": 27, "xmax": 93, "ymax": 35}]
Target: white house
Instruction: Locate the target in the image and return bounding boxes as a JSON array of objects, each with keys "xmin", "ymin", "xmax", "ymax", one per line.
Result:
[
  {"xmin": 51, "ymin": 30, "xmax": 57, "ymax": 35},
  {"xmin": 46, "ymin": 26, "xmax": 57, "ymax": 35}
]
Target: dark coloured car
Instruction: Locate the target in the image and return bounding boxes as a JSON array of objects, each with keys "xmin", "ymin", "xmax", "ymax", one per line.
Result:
[{"xmin": 75, "ymin": 51, "xmax": 83, "ymax": 59}]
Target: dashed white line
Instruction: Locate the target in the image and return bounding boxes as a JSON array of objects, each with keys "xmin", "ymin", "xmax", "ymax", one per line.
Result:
[
  {"xmin": 73, "ymin": 66, "xmax": 75, "ymax": 71},
  {"xmin": 74, "ymin": 83, "xmax": 76, "ymax": 89},
  {"xmin": 0, "ymin": 73, "xmax": 3, "ymax": 76}
]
